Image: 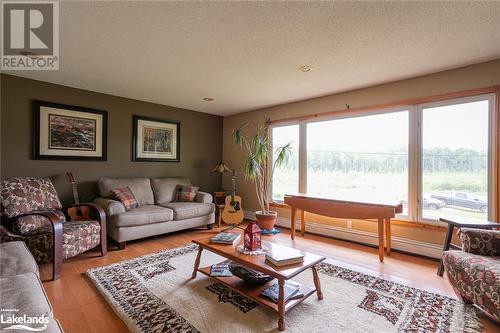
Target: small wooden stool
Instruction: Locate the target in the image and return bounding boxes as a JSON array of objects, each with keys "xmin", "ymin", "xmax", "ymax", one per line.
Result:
[{"xmin": 437, "ymin": 217, "xmax": 499, "ymax": 276}]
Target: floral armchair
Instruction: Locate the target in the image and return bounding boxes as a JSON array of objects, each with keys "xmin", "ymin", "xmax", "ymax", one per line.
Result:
[
  {"xmin": 0, "ymin": 177, "xmax": 107, "ymax": 280},
  {"xmin": 442, "ymin": 228, "xmax": 500, "ymax": 322}
]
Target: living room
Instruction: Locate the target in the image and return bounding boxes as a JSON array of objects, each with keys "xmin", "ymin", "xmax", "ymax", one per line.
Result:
[{"xmin": 1, "ymin": 1, "xmax": 499, "ymax": 332}]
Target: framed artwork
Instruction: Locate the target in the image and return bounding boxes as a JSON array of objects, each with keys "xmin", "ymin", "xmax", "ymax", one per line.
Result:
[
  {"xmin": 132, "ymin": 115, "xmax": 180, "ymax": 162},
  {"xmin": 33, "ymin": 101, "xmax": 108, "ymax": 160}
]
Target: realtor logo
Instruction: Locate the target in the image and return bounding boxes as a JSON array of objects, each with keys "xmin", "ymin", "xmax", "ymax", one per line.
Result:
[{"xmin": 1, "ymin": 0, "xmax": 59, "ymax": 70}]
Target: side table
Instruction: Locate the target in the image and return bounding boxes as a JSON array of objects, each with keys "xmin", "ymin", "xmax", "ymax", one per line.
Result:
[{"xmin": 437, "ymin": 217, "xmax": 499, "ymax": 276}]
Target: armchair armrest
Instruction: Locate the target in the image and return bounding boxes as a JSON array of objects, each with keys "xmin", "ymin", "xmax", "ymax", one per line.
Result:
[
  {"xmin": 16, "ymin": 210, "xmax": 64, "ymax": 280},
  {"xmin": 195, "ymin": 191, "xmax": 213, "ymax": 204},
  {"xmin": 458, "ymin": 228, "xmax": 500, "ymax": 256},
  {"xmin": 93, "ymin": 197, "xmax": 126, "ymax": 216},
  {"xmin": 68, "ymin": 203, "xmax": 107, "ymax": 256}
]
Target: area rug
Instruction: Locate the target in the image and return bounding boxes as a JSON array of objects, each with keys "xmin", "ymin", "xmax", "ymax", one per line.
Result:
[{"xmin": 86, "ymin": 243, "xmax": 481, "ymax": 333}]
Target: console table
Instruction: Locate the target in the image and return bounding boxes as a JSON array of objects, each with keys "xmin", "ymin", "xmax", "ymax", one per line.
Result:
[{"xmin": 284, "ymin": 194, "xmax": 403, "ymax": 262}]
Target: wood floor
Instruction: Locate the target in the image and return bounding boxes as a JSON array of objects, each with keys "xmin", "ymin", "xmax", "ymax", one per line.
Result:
[{"xmin": 41, "ymin": 225, "xmax": 498, "ymax": 333}]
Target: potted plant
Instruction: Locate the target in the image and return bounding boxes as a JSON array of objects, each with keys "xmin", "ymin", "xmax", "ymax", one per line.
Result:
[{"xmin": 232, "ymin": 123, "xmax": 292, "ymax": 231}]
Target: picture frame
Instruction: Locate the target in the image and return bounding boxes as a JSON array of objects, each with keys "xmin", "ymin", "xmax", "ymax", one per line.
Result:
[
  {"xmin": 32, "ymin": 101, "xmax": 108, "ymax": 160},
  {"xmin": 132, "ymin": 115, "xmax": 180, "ymax": 162}
]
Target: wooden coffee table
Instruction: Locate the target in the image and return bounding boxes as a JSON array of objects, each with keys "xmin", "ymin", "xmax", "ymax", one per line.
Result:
[{"xmin": 191, "ymin": 235, "xmax": 326, "ymax": 331}]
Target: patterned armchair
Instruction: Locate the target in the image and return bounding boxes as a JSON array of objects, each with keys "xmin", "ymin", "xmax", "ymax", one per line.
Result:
[
  {"xmin": 442, "ymin": 228, "xmax": 500, "ymax": 322},
  {"xmin": 0, "ymin": 177, "xmax": 107, "ymax": 280}
]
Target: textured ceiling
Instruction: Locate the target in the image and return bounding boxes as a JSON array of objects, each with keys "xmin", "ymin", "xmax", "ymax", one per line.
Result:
[{"xmin": 4, "ymin": 1, "xmax": 500, "ymax": 116}]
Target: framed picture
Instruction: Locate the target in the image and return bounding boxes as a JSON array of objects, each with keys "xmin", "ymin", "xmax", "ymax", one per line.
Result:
[
  {"xmin": 132, "ymin": 115, "xmax": 180, "ymax": 162},
  {"xmin": 33, "ymin": 101, "xmax": 108, "ymax": 160}
]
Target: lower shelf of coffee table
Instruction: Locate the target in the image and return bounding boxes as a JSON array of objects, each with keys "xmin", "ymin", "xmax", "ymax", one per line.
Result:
[{"xmin": 198, "ymin": 264, "xmax": 316, "ymax": 312}]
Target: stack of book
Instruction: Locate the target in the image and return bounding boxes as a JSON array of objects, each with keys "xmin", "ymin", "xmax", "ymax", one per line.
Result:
[
  {"xmin": 210, "ymin": 232, "xmax": 241, "ymax": 245},
  {"xmin": 261, "ymin": 281, "xmax": 304, "ymax": 303},
  {"xmin": 265, "ymin": 244, "xmax": 304, "ymax": 267}
]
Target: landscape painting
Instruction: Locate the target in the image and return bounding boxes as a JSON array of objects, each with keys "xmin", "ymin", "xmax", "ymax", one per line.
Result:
[
  {"xmin": 133, "ymin": 116, "xmax": 180, "ymax": 162},
  {"xmin": 33, "ymin": 101, "xmax": 108, "ymax": 160},
  {"xmin": 49, "ymin": 114, "xmax": 97, "ymax": 151}
]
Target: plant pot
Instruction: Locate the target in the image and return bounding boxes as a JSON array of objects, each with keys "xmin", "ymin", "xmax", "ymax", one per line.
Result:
[{"xmin": 255, "ymin": 211, "xmax": 277, "ymax": 231}]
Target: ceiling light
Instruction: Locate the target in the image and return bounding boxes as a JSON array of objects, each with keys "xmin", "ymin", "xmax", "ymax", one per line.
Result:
[
  {"xmin": 203, "ymin": 97, "xmax": 214, "ymax": 101},
  {"xmin": 298, "ymin": 65, "xmax": 313, "ymax": 73}
]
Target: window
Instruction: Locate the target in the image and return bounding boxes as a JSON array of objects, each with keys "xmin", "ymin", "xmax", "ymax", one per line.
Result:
[
  {"xmin": 270, "ymin": 92, "xmax": 496, "ymax": 223},
  {"xmin": 307, "ymin": 111, "xmax": 409, "ymax": 215},
  {"xmin": 271, "ymin": 125, "xmax": 299, "ymax": 201},
  {"xmin": 421, "ymin": 98, "xmax": 491, "ymax": 221}
]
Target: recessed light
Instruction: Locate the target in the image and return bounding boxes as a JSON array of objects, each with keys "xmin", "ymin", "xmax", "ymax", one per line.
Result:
[
  {"xmin": 203, "ymin": 97, "xmax": 214, "ymax": 101},
  {"xmin": 298, "ymin": 65, "xmax": 313, "ymax": 73}
]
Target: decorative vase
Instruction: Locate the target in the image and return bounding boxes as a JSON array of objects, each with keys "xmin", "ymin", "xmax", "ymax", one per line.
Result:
[
  {"xmin": 244, "ymin": 220, "xmax": 262, "ymax": 251},
  {"xmin": 255, "ymin": 211, "xmax": 278, "ymax": 231}
]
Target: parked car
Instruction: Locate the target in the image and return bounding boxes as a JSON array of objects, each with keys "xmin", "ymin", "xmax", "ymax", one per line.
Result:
[
  {"xmin": 423, "ymin": 197, "xmax": 445, "ymax": 210},
  {"xmin": 430, "ymin": 192, "xmax": 487, "ymax": 213}
]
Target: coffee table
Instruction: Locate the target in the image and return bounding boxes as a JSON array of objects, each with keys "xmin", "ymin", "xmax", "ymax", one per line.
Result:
[{"xmin": 191, "ymin": 235, "xmax": 326, "ymax": 331}]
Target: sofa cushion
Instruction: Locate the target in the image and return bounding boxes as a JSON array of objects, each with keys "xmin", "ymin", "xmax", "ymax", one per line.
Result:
[
  {"xmin": 98, "ymin": 178, "xmax": 154, "ymax": 205},
  {"xmin": 110, "ymin": 187, "xmax": 139, "ymax": 211},
  {"xmin": 0, "ymin": 177, "xmax": 62, "ymax": 218},
  {"xmin": 110, "ymin": 205, "xmax": 173, "ymax": 227},
  {"xmin": 443, "ymin": 250, "xmax": 500, "ymax": 321},
  {"xmin": 0, "ymin": 273, "xmax": 53, "ymax": 331},
  {"xmin": 176, "ymin": 185, "xmax": 199, "ymax": 202},
  {"xmin": 159, "ymin": 202, "xmax": 214, "ymax": 220},
  {"xmin": 151, "ymin": 177, "xmax": 191, "ymax": 204},
  {"xmin": 0, "ymin": 242, "xmax": 39, "ymax": 278}
]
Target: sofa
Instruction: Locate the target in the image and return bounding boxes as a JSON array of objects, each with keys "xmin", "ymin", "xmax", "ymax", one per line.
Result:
[
  {"xmin": 0, "ymin": 241, "xmax": 64, "ymax": 332},
  {"xmin": 442, "ymin": 228, "xmax": 500, "ymax": 322},
  {"xmin": 94, "ymin": 177, "xmax": 214, "ymax": 249}
]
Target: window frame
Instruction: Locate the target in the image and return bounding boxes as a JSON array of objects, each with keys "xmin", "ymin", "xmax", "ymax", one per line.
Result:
[{"xmin": 270, "ymin": 91, "xmax": 498, "ymax": 225}]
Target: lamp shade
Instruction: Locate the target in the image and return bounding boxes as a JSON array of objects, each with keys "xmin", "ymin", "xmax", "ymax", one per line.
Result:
[{"xmin": 213, "ymin": 161, "xmax": 231, "ymax": 174}]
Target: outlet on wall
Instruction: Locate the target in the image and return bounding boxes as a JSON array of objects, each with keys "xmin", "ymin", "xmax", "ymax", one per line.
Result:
[{"xmin": 346, "ymin": 220, "xmax": 352, "ymax": 229}]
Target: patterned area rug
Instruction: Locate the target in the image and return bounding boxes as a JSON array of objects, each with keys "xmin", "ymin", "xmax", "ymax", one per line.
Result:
[{"xmin": 86, "ymin": 244, "xmax": 481, "ymax": 333}]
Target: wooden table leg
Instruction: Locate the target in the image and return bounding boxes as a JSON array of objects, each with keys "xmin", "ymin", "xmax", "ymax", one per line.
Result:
[
  {"xmin": 378, "ymin": 218, "xmax": 384, "ymax": 262},
  {"xmin": 278, "ymin": 279, "xmax": 285, "ymax": 331},
  {"xmin": 384, "ymin": 218, "xmax": 391, "ymax": 256},
  {"xmin": 437, "ymin": 224, "xmax": 454, "ymax": 276},
  {"xmin": 217, "ymin": 207, "xmax": 222, "ymax": 228},
  {"xmin": 312, "ymin": 265, "xmax": 323, "ymax": 300},
  {"xmin": 291, "ymin": 207, "xmax": 297, "ymax": 240},
  {"xmin": 191, "ymin": 246, "xmax": 203, "ymax": 279},
  {"xmin": 300, "ymin": 209, "xmax": 305, "ymax": 237}
]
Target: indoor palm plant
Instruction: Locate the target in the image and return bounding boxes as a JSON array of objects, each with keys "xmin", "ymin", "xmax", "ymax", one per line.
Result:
[{"xmin": 232, "ymin": 123, "xmax": 292, "ymax": 230}]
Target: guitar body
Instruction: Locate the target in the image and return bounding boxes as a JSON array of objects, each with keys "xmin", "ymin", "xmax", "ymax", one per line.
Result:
[
  {"xmin": 221, "ymin": 170, "xmax": 244, "ymax": 226},
  {"xmin": 221, "ymin": 195, "xmax": 244, "ymax": 225},
  {"xmin": 66, "ymin": 172, "xmax": 92, "ymax": 221}
]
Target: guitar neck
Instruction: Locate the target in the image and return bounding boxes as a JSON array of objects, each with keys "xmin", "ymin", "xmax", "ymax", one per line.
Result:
[
  {"xmin": 231, "ymin": 172, "xmax": 236, "ymax": 201},
  {"xmin": 72, "ymin": 184, "xmax": 80, "ymax": 205}
]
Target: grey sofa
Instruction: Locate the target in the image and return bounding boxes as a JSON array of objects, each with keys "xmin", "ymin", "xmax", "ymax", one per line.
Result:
[
  {"xmin": 0, "ymin": 241, "xmax": 64, "ymax": 332},
  {"xmin": 94, "ymin": 177, "xmax": 214, "ymax": 249}
]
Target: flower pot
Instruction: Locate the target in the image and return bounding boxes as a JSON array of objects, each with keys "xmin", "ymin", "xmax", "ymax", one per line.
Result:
[{"xmin": 255, "ymin": 211, "xmax": 278, "ymax": 231}]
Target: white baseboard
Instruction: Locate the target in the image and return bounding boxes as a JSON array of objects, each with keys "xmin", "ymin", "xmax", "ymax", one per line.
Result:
[{"xmin": 244, "ymin": 211, "xmax": 442, "ymax": 259}]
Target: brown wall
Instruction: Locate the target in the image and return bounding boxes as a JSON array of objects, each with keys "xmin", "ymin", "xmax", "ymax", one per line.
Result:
[
  {"xmin": 223, "ymin": 58, "xmax": 500, "ymax": 245},
  {"xmin": 1, "ymin": 74, "xmax": 223, "ymax": 206}
]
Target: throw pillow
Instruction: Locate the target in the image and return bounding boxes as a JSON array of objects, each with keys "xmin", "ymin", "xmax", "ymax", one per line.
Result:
[
  {"xmin": 176, "ymin": 185, "xmax": 199, "ymax": 202},
  {"xmin": 110, "ymin": 187, "xmax": 139, "ymax": 211}
]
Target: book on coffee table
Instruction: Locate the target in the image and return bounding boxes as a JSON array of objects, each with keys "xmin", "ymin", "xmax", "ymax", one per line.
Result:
[
  {"xmin": 211, "ymin": 232, "xmax": 241, "ymax": 245},
  {"xmin": 261, "ymin": 280, "xmax": 304, "ymax": 303},
  {"xmin": 265, "ymin": 243, "xmax": 304, "ymax": 266},
  {"xmin": 210, "ymin": 262, "xmax": 232, "ymax": 277}
]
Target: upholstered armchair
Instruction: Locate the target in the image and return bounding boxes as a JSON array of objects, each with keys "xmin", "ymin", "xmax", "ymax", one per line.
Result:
[
  {"xmin": 442, "ymin": 228, "xmax": 500, "ymax": 322},
  {"xmin": 0, "ymin": 177, "xmax": 107, "ymax": 280}
]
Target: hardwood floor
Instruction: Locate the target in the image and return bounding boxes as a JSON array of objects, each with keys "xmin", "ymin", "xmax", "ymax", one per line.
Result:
[{"xmin": 41, "ymin": 225, "xmax": 498, "ymax": 333}]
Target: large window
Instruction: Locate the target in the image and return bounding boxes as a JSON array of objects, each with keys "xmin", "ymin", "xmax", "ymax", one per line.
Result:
[
  {"xmin": 421, "ymin": 99, "xmax": 491, "ymax": 221},
  {"xmin": 271, "ymin": 125, "xmax": 299, "ymax": 201},
  {"xmin": 307, "ymin": 111, "xmax": 409, "ymax": 215},
  {"xmin": 271, "ymin": 93, "xmax": 496, "ymax": 223}
]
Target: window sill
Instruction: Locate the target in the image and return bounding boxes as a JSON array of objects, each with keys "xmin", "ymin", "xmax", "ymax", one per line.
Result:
[{"xmin": 269, "ymin": 201, "xmax": 447, "ymax": 230}]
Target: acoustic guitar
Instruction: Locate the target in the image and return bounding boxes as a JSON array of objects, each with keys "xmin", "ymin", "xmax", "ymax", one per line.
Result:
[
  {"xmin": 221, "ymin": 171, "xmax": 244, "ymax": 226},
  {"xmin": 66, "ymin": 172, "xmax": 91, "ymax": 221}
]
